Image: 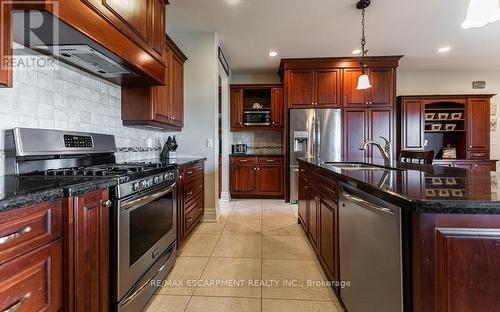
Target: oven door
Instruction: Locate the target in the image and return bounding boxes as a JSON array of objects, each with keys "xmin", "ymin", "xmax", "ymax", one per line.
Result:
[{"xmin": 117, "ymin": 182, "xmax": 177, "ymax": 301}]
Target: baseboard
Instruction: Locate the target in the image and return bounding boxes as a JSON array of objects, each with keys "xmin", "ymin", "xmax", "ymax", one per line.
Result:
[
  {"xmin": 220, "ymin": 192, "xmax": 231, "ymax": 202},
  {"xmin": 203, "ymin": 207, "xmax": 217, "ymax": 222}
]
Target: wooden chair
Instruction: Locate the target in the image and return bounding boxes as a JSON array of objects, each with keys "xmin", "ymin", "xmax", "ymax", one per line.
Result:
[{"xmin": 399, "ymin": 150, "xmax": 435, "ymax": 165}]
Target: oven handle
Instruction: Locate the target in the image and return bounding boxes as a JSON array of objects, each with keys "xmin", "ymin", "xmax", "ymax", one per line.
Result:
[{"xmin": 121, "ymin": 182, "xmax": 176, "ymax": 211}]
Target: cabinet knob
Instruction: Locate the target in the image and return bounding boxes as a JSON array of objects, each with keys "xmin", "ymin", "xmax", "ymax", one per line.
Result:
[{"xmin": 102, "ymin": 200, "xmax": 112, "ymax": 208}]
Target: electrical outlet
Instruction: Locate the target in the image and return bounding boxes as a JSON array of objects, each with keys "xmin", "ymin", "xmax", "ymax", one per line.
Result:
[
  {"xmin": 206, "ymin": 138, "xmax": 214, "ymax": 148},
  {"xmin": 492, "ymin": 138, "xmax": 497, "ymax": 145},
  {"xmin": 424, "ymin": 139, "xmax": 428, "ymax": 147}
]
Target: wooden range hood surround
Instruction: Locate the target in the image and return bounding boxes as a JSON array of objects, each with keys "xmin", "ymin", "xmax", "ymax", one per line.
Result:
[{"xmin": 10, "ymin": 0, "xmax": 168, "ymax": 86}]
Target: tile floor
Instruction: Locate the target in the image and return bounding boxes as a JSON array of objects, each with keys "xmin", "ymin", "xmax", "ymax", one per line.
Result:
[{"xmin": 145, "ymin": 200, "xmax": 343, "ymax": 312}]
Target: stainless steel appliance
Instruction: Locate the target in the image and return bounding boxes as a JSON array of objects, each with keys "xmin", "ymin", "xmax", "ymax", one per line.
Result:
[
  {"xmin": 243, "ymin": 110, "xmax": 271, "ymax": 126},
  {"xmin": 289, "ymin": 109, "xmax": 341, "ymax": 203},
  {"xmin": 339, "ymin": 183, "xmax": 403, "ymax": 312},
  {"xmin": 4, "ymin": 128, "xmax": 178, "ymax": 312}
]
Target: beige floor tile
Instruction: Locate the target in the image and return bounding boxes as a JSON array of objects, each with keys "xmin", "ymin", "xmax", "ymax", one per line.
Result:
[
  {"xmin": 195, "ymin": 217, "xmax": 227, "ymax": 235},
  {"xmin": 290, "ymin": 204, "xmax": 299, "ymax": 218},
  {"xmin": 262, "ymin": 299, "xmax": 338, "ymax": 312},
  {"xmin": 262, "ymin": 204, "xmax": 295, "ymax": 218},
  {"xmin": 262, "ymin": 259, "xmax": 333, "ymax": 301},
  {"xmin": 262, "ymin": 216, "xmax": 304, "ymax": 236},
  {"xmin": 178, "ymin": 233, "xmax": 219, "ymax": 257},
  {"xmin": 158, "ymin": 257, "xmax": 209, "ymax": 295},
  {"xmin": 185, "ymin": 296, "xmax": 261, "ymax": 312},
  {"xmin": 230, "ymin": 205, "xmax": 262, "ymax": 219},
  {"xmin": 194, "ymin": 258, "xmax": 261, "ymax": 298},
  {"xmin": 234, "ymin": 199, "xmax": 262, "ymax": 208},
  {"xmin": 223, "ymin": 218, "xmax": 261, "ymax": 235},
  {"xmin": 212, "ymin": 235, "xmax": 262, "ymax": 258},
  {"xmin": 263, "ymin": 235, "xmax": 314, "ymax": 260},
  {"xmin": 144, "ymin": 295, "xmax": 191, "ymax": 312}
]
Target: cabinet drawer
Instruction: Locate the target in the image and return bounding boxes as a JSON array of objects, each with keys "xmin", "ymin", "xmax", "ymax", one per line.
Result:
[
  {"xmin": 230, "ymin": 157, "xmax": 257, "ymax": 165},
  {"xmin": 0, "ymin": 239, "xmax": 62, "ymax": 312},
  {"xmin": 0, "ymin": 200, "xmax": 62, "ymax": 265},
  {"xmin": 312, "ymin": 169, "xmax": 339, "ymax": 200},
  {"xmin": 184, "ymin": 175, "xmax": 204, "ymax": 204},
  {"xmin": 467, "ymin": 151, "xmax": 489, "ymax": 159},
  {"xmin": 257, "ymin": 156, "xmax": 284, "ymax": 165},
  {"xmin": 185, "ymin": 192, "xmax": 204, "ymax": 215},
  {"xmin": 184, "ymin": 200, "xmax": 203, "ymax": 232},
  {"xmin": 184, "ymin": 162, "xmax": 204, "ymax": 180}
]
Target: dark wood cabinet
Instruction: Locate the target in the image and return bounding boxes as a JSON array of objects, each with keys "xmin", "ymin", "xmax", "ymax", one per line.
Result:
[
  {"xmin": 72, "ymin": 189, "xmax": 110, "ymax": 312},
  {"xmin": 433, "ymin": 160, "xmax": 497, "ymax": 172},
  {"xmin": 230, "ymin": 88, "xmax": 244, "ymax": 130},
  {"xmin": 467, "ymin": 98, "xmax": 490, "ymax": 157},
  {"xmin": 230, "ymin": 156, "xmax": 284, "ymax": 198},
  {"xmin": 298, "ymin": 173, "xmax": 308, "ymax": 228},
  {"xmin": 343, "ymin": 68, "xmax": 394, "ymax": 107},
  {"xmin": 308, "ymin": 187, "xmax": 320, "ymax": 253},
  {"xmin": 397, "ymin": 95, "xmax": 494, "ymax": 169},
  {"xmin": 343, "ymin": 108, "xmax": 368, "ymax": 161},
  {"xmin": 413, "ymin": 213, "xmax": 500, "ymax": 312},
  {"xmin": 177, "ymin": 160, "xmax": 205, "ymax": 245},
  {"xmin": 319, "ymin": 195, "xmax": 339, "ymax": 289},
  {"xmin": 368, "ymin": 107, "xmax": 394, "ymax": 159},
  {"xmin": 271, "ymin": 88, "xmax": 284, "ymax": 127},
  {"xmin": 230, "ymin": 84, "xmax": 284, "ymax": 131},
  {"xmin": 0, "ymin": 1, "xmax": 12, "ymax": 88},
  {"xmin": 122, "ymin": 35, "xmax": 187, "ymax": 130},
  {"xmin": 286, "ymin": 68, "xmax": 340, "ymax": 108}
]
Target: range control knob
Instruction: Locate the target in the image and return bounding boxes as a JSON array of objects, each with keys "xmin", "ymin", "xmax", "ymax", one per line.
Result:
[
  {"xmin": 164, "ymin": 173, "xmax": 169, "ymax": 180},
  {"xmin": 169, "ymin": 172, "xmax": 175, "ymax": 180},
  {"xmin": 133, "ymin": 182, "xmax": 140, "ymax": 191},
  {"xmin": 140, "ymin": 180, "xmax": 148, "ymax": 188},
  {"xmin": 154, "ymin": 176, "xmax": 160, "ymax": 184}
]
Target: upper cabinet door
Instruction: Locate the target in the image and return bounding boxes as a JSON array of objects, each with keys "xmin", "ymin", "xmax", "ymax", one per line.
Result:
[
  {"xmin": 400, "ymin": 99, "xmax": 425, "ymax": 150},
  {"xmin": 343, "ymin": 108, "xmax": 368, "ymax": 161},
  {"xmin": 287, "ymin": 70, "xmax": 314, "ymax": 108},
  {"xmin": 230, "ymin": 88, "xmax": 244, "ymax": 129},
  {"xmin": 368, "ymin": 107, "xmax": 393, "ymax": 161},
  {"xmin": 315, "ymin": 69, "xmax": 340, "ymax": 108},
  {"xmin": 271, "ymin": 88, "xmax": 284, "ymax": 127},
  {"xmin": 0, "ymin": 1, "xmax": 12, "ymax": 88},
  {"xmin": 368, "ymin": 68, "xmax": 394, "ymax": 106},
  {"xmin": 467, "ymin": 98, "xmax": 490, "ymax": 152},
  {"xmin": 170, "ymin": 53, "xmax": 185, "ymax": 127},
  {"xmin": 343, "ymin": 69, "xmax": 367, "ymax": 107},
  {"xmin": 151, "ymin": 0, "xmax": 166, "ymax": 56}
]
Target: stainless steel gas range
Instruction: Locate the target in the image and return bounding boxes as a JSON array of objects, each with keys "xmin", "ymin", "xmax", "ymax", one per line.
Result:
[{"xmin": 4, "ymin": 128, "xmax": 177, "ymax": 312}]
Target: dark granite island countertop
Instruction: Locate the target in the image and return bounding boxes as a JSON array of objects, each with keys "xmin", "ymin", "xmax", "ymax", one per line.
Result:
[
  {"xmin": 0, "ymin": 175, "xmax": 118, "ymax": 213},
  {"xmin": 299, "ymin": 158, "xmax": 500, "ymax": 214}
]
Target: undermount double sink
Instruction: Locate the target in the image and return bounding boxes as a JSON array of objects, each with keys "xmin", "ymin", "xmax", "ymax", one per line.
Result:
[{"xmin": 323, "ymin": 162, "xmax": 401, "ymax": 171}]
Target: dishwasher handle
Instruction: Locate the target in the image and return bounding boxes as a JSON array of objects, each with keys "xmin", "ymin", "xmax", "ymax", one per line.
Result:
[{"xmin": 340, "ymin": 186, "xmax": 395, "ymax": 216}]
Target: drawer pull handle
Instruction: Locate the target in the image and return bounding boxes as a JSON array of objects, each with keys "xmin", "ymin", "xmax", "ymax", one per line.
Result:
[
  {"xmin": 239, "ymin": 160, "xmax": 248, "ymax": 162},
  {"xmin": 187, "ymin": 191, "xmax": 193, "ymax": 196},
  {"xmin": 102, "ymin": 200, "xmax": 112, "ymax": 208},
  {"xmin": 187, "ymin": 171, "xmax": 193, "ymax": 175},
  {"xmin": 198, "ymin": 185, "xmax": 203, "ymax": 189},
  {"xmin": 187, "ymin": 218, "xmax": 193, "ymax": 222},
  {"xmin": 0, "ymin": 227, "xmax": 32, "ymax": 245},
  {"xmin": 198, "ymin": 208, "xmax": 203, "ymax": 212},
  {"xmin": 266, "ymin": 159, "xmax": 275, "ymax": 162},
  {"xmin": 3, "ymin": 292, "xmax": 31, "ymax": 312}
]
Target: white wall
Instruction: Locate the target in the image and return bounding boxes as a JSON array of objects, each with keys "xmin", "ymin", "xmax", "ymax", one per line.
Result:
[
  {"xmin": 0, "ymin": 46, "xmax": 176, "ymax": 175},
  {"xmin": 168, "ymin": 32, "xmax": 219, "ymax": 217},
  {"xmin": 397, "ymin": 69, "xmax": 500, "ymax": 161}
]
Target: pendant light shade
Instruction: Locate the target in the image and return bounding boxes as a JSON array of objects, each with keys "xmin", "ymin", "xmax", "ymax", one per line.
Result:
[
  {"xmin": 357, "ymin": 74, "xmax": 372, "ymax": 90},
  {"xmin": 462, "ymin": 0, "xmax": 500, "ymax": 29}
]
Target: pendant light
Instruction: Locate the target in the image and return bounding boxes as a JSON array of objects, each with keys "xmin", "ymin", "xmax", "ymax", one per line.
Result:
[
  {"xmin": 356, "ymin": 0, "xmax": 372, "ymax": 90},
  {"xmin": 462, "ymin": 0, "xmax": 500, "ymax": 29}
]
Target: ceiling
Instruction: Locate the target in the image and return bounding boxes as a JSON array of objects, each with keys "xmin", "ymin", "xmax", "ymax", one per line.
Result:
[{"xmin": 167, "ymin": 0, "xmax": 500, "ymax": 74}]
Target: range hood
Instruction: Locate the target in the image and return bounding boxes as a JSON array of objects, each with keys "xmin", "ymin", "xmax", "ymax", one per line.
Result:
[{"xmin": 12, "ymin": 10, "xmax": 162, "ymax": 86}]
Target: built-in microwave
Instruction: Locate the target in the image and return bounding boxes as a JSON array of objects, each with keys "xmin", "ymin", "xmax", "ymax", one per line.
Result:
[{"xmin": 243, "ymin": 110, "xmax": 271, "ymax": 126}]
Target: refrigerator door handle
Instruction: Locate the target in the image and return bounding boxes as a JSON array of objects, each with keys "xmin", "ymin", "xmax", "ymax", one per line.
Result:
[
  {"xmin": 316, "ymin": 113, "xmax": 321, "ymax": 159},
  {"xmin": 311, "ymin": 115, "xmax": 316, "ymax": 159}
]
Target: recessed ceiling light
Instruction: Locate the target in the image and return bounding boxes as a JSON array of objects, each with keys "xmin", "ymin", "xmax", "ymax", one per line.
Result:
[
  {"xmin": 269, "ymin": 51, "xmax": 278, "ymax": 57},
  {"xmin": 352, "ymin": 49, "xmax": 362, "ymax": 55},
  {"xmin": 438, "ymin": 46, "xmax": 451, "ymax": 53},
  {"xmin": 227, "ymin": 0, "xmax": 240, "ymax": 4}
]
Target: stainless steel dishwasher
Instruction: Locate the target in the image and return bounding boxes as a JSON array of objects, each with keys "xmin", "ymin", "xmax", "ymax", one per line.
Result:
[{"xmin": 339, "ymin": 183, "xmax": 403, "ymax": 312}]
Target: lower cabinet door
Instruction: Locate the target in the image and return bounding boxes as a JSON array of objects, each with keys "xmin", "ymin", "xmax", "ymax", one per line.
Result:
[
  {"xmin": 298, "ymin": 174, "xmax": 308, "ymax": 228},
  {"xmin": 0, "ymin": 240, "xmax": 62, "ymax": 312},
  {"xmin": 74, "ymin": 189, "xmax": 110, "ymax": 312},
  {"xmin": 319, "ymin": 196, "xmax": 339, "ymax": 289},
  {"xmin": 256, "ymin": 166, "xmax": 283, "ymax": 195},
  {"xmin": 308, "ymin": 188, "xmax": 320, "ymax": 253},
  {"xmin": 230, "ymin": 165, "xmax": 257, "ymax": 194}
]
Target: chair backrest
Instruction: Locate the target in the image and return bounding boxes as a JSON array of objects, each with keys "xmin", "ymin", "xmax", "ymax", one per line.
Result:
[{"xmin": 399, "ymin": 150, "xmax": 435, "ymax": 165}]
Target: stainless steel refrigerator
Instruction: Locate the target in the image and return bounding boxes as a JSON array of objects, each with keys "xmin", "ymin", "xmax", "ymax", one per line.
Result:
[{"xmin": 289, "ymin": 109, "xmax": 342, "ymax": 203}]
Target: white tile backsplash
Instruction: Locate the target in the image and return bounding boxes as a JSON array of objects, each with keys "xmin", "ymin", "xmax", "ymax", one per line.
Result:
[{"xmin": 0, "ymin": 46, "xmax": 178, "ymax": 175}]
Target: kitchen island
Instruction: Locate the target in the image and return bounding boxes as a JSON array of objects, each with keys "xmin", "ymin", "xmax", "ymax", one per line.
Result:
[{"xmin": 298, "ymin": 158, "xmax": 500, "ymax": 312}]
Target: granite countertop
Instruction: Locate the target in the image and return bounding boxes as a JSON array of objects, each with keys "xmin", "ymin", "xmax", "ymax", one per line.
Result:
[
  {"xmin": 135, "ymin": 156, "xmax": 208, "ymax": 166},
  {"xmin": 299, "ymin": 158, "xmax": 500, "ymax": 214},
  {"xmin": 0, "ymin": 175, "xmax": 118, "ymax": 213}
]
